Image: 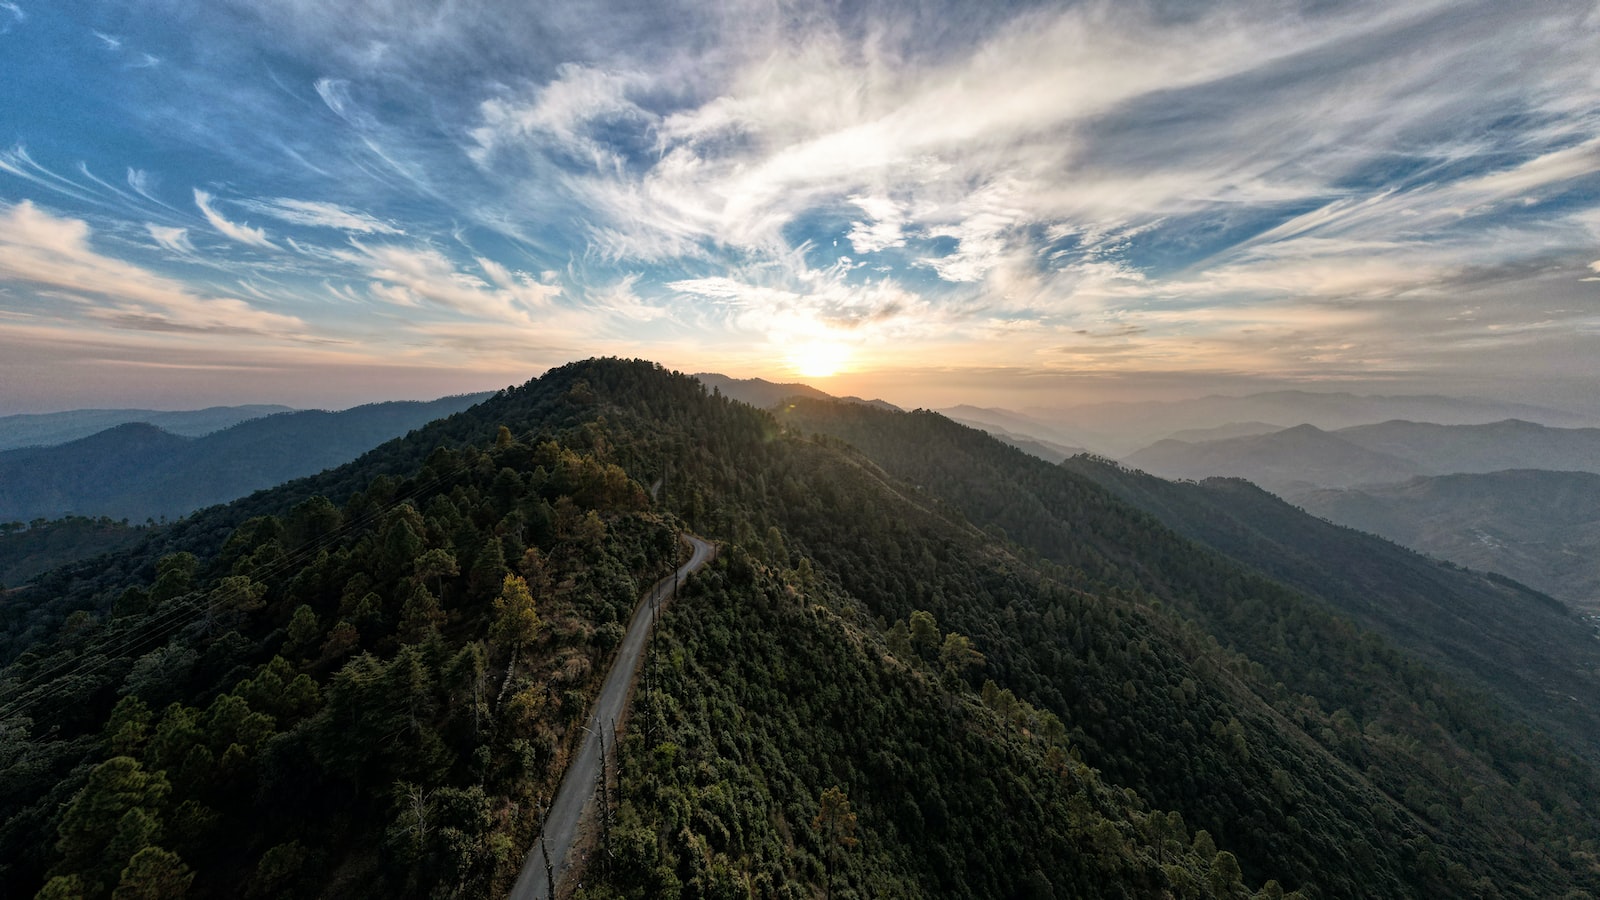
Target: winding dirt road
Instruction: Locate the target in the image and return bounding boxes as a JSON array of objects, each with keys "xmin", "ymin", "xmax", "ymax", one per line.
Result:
[{"xmin": 509, "ymin": 533, "xmax": 713, "ymax": 900}]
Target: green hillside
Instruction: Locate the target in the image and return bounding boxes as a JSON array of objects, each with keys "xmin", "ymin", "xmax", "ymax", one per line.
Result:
[
  {"xmin": 0, "ymin": 394, "xmax": 492, "ymax": 523},
  {"xmin": 0, "ymin": 518, "xmax": 156, "ymax": 591},
  {"xmin": 2, "ymin": 360, "xmax": 1597, "ymax": 899},
  {"xmin": 1291, "ymin": 470, "xmax": 1600, "ymax": 612}
]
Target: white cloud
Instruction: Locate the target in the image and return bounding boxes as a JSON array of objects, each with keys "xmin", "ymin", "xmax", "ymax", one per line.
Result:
[
  {"xmin": 469, "ymin": 64, "xmax": 648, "ymax": 173},
  {"xmin": 145, "ymin": 224, "xmax": 194, "ymax": 255},
  {"xmin": 920, "ymin": 201, "xmax": 1021, "ymax": 285},
  {"xmin": 11, "ymin": 0, "xmax": 1600, "ymax": 401},
  {"xmin": 127, "ymin": 168, "xmax": 162, "ymax": 204},
  {"xmin": 314, "ymin": 78, "xmax": 371, "ymax": 128},
  {"xmin": 240, "ymin": 197, "xmax": 403, "ymax": 234},
  {"xmin": 1248, "ymin": 138, "xmax": 1600, "ymax": 251},
  {"xmin": 193, "ymin": 189, "xmax": 277, "ymax": 249},
  {"xmin": 667, "ymin": 255, "xmax": 942, "ymax": 344},
  {"xmin": 0, "ymin": 201, "xmax": 306, "ymax": 336},
  {"xmin": 586, "ymin": 274, "xmax": 670, "ymax": 323},
  {"xmin": 600, "ymin": 3, "xmax": 1377, "ymax": 253},
  {"xmin": 464, "ymin": 0, "xmax": 1507, "ymax": 298},
  {"xmin": 339, "ymin": 241, "xmax": 560, "ymax": 323},
  {"xmin": 93, "ymin": 30, "xmax": 120, "ymax": 50},
  {"xmin": 0, "ymin": 145, "xmax": 100, "ymax": 205},
  {"xmin": 845, "ymin": 195, "xmax": 906, "ymax": 254}
]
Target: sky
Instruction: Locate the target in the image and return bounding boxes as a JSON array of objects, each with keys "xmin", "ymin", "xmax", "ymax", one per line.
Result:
[{"xmin": 1, "ymin": 0, "xmax": 1599, "ymax": 414}]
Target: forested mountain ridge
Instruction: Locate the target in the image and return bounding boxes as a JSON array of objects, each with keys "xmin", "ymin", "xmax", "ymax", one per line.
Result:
[
  {"xmin": 1055, "ymin": 460, "xmax": 1600, "ymax": 754},
  {"xmin": 0, "ymin": 406, "xmax": 293, "ymax": 452},
  {"xmin": 692, "ymin": 372, "xmax": 899, "ymax": 412},
  {"xmin": 3, "ymin": 360, "xmax": 1599, "ymax": 899},
  {"xmin": 0, "ymin": 393, "xmax": 492, "ymax": 523},
  {"xmin": 776, "ymin": 395, "xmax": 1600, "ymax": 892},
  {"xmin": 1292, "ymin": 469, "xmax": 1600, "ymax": 612},
  {"xmin": 781, "ymin": 397, "xmax": 1600, "ymax": 754},
  {"xmin": 0, "ymin": 518, "xmax": 156, "ymax": 591}
]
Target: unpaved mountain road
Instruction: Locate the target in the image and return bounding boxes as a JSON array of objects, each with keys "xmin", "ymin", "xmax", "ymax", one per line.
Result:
[{"xmin": 509, "ymin": 533, "xmax": 713, "ymax": 900}]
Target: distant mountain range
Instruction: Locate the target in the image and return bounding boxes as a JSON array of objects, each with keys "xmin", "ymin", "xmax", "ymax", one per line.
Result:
[
  {"xmin": 1124, "ymin": 419, "xmax": 1600, "ymax": 490},
  {"xmin": 693, "ymin": 373, "xmax": 900, "ymax": 411},
  {"xmin": 955, "ymin": 422, "xmax": 1087, "ymax": 463},
  {"xmin": 1293, "ymin": 470, "xmax": 1600, "ymax": 612},
  {"xmin": 0, "ymin": 404, "xmax": 294, "ymax": 450},
  {"xmin": 1338, "ymin": 419, "xmax": 1600, "ymax": 473},
  {"xmin": 1126, "ymin": 423, "xmax": 1419, "ymax": 489},
  {"xmin": 1000, "ymin": 390, "xmax": 1594, "ymax": 456},
  {"xmin": 0, "ymin": 393, "xmax": 490, "ymax": 522},
  {"xmin": 1119, "ymin": 419, "xmax": 1600, "ymax": 611},
  {"xmin": 937, "ymin": 405, "xmax": 1106, "ymax": 455},
  {"xmin": 1161, "ymin": 421, "xmax": 1286, "ymax": 444}
]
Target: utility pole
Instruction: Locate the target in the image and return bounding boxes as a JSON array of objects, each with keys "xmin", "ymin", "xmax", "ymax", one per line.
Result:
[
  {"xmin": 541, "ymin": 836, "xmax": 554, "ymax": 896},
  {"xmin": 610, "ymin": 718, "xmax": 621, "ymax": 811},
  {"xmin": 597, "ymin": 724, "xmax": 608, "ymax": 812},
  {"xmin": 596, "ymin": 723, "xmax": 613, "ymax": 870}
]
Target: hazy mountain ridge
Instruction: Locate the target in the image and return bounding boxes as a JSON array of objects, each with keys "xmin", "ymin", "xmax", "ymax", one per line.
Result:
[
  {"xmin": 692, "ymin": 372, "xmax": 900, "ymax": 412},
  {"xmin": 1123, "ymin": 418, "xmax": 1600, "ymax": 490},
  {"xmin": 0, "ymin": 405, "xmax": 294, "ymax": 451},
  {"xmin": 1117, "ymin": 421, "xmax": 1600, "ymax": 613},
  {"xmin": 1340, "ymin": 419, "xmax": 1600, "ymax": 474},
  {"xmin": 1125, "ymin": 424, "xmax": 1423, "ymax": 489},
  {"xmin": 998, "ymin": 391, "xmax": 1594, "ymax": 457},
  {"xmin": 936, "ymin": 404, "xmax": 1107, "ymax": 454},
  {"xmin": 1162, "ymin": 421, "xmax": 1286, "ymax": 444},
  {"xmin": 941, "ymin": 416, "xmax": 1087, "ymax": 463},
  {"xmin": 1293, "ymin": 469, "xmax": 1600, "ymax": 612},
  {"xmin": 0, "ymin": 394, "xmax": 491, "ymax": 522}
]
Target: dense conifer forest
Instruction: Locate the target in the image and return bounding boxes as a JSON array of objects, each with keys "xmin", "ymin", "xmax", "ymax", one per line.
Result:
[{"xmin": 2, "ymin": 359, "xmax": 1597, "ymax": 898}]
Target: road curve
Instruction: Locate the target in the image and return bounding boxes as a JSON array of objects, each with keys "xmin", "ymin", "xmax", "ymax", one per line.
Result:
[{"xmin": 509, "ymin": 533, "xmax": 713, "ymax": 900}]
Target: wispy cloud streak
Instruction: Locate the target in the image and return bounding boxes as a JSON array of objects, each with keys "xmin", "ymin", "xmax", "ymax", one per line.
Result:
[
  {"xmin": 0, "ymin": 201, "xmax": 304, "ymax": 336},
  {"xmin": 193, "ymin": 189, "xmax": 277, "ymax": 249},
  {"xmin": 3, "ymin": 0, "xmax": 1600, "ymax": 407},
  {"xmin": 240, "ymin": 197, "xmax": 403, "ymax": 234}
]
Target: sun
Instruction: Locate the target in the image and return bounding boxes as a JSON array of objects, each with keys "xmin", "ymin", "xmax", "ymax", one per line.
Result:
[{"xmin": 787, "ymin": 339, "xmax": 853, "ymax": 378}]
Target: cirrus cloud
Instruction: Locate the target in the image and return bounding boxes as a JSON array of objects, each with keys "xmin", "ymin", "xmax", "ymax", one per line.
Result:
[
  {"xmin": 193, "ymin": 189, "xmax": 277, "ymax": 249},
  {"xmin": 0, "ymin": 200, "xmax": 306, "ymax": 336}
]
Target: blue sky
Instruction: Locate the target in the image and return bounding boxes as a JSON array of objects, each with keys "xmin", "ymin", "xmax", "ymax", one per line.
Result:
[{"xmin": 1, "ymin": 0, "xmax": 1598, "ymax": 413}]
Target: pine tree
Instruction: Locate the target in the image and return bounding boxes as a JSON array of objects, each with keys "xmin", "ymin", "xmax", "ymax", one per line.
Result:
[
  {"xmin": 51, "ymin": 757, "xmax": 170, "ymax": 892},
  {"xmin": 491, "ymin": 574, "xmax": 540, "ymax": 653},
  {"xmin": 285, "ymin": 605, "xmax": 320, "ymax": 657},
  {"xmin": 112, "ymin": 846, "xmax": 194, "ymax": 899},
  {"xmin": 398, "ymin": 582, "xmax": 445, "ymax": 643},
  {"xmin": 813, "ymin": 786, "xmax": 859, "ymax": 900}
]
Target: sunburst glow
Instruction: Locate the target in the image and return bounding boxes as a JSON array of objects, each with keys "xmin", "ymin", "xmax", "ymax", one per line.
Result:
[{"xmin": 787, "ymin": 340, "xmax": 852, "ymax": 378}]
